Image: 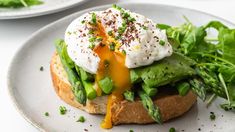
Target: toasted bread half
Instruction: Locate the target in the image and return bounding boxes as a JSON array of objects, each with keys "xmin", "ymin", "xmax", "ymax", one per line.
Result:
[{"xmin": 50, "ymin": 52, "xmax": 197, "ymax": 125}]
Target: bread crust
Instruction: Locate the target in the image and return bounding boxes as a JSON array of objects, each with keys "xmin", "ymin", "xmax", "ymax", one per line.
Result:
[{"xmin": 50, "ymin": 52, "xmax": 197, "ymax": 125}]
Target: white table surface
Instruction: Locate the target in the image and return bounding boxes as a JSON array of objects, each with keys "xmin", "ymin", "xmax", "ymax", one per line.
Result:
[{"xmin": 1, "ymin": 0, "xmax": 235, "ymax": 131}]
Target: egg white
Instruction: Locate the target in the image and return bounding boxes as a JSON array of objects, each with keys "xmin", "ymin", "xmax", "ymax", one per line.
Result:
[{"xmin": 65, "ymin": 8, "xmax": 172, "ymax": 74}]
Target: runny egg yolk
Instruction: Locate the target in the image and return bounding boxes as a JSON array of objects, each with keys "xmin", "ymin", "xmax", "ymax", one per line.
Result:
[{"xmin": 93, "ymin": 22, "xmax": 131, "ymax": 129}]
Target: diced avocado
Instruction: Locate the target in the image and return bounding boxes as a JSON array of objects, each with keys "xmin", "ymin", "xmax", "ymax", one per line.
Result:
[
  {"xmin": 98, "ymin": 77, "xmax": 114, "ymax": 94},
  {"xmin": 142, "ymin": 83, "xmax": 158, "ymax": 97}
]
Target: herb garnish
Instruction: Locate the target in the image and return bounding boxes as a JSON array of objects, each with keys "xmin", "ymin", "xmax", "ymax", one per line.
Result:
[
  {"xmin": 59, "ymin": 106, "xmax": 67, "ymax": 115},
  {"xmin": 159, "ymin": 40, "xmax": 165, "ymax": 46},
  {"xmin": 210, "ymin": 112, "xmax": 216, "ymax": 121},
  {"xmin": 169, "ymin": 127, "xmax": 176, "ymax": 132},
  {"xmin": 0, "ymin": 0, "xmax": 43, "ymax": 8},
  {"xmin": 90, "ymin": 13, "xmax": 97, "ymax": 25},
  {"xmin": 89, "ymin": 37, "xmax": 96, "ymax": 42},
  {"xmin": 108, "ymin": 31, "xmax": 113, "ymax": 36},
  {"xmin": 77, "ymin": 116, "xmax": 85, "ymax": 123},
  {"xmin": 81, "ymin": 20, "xmax": 85, "ymax": 24},
  {"xmin": 39, "ymin": 66, "xmax": 44, "ymax": 71},
  {"xmin": 89, "ymin": 43, "xmax": 95, "ymax": 49},
  {"xmin": 109, "ymin": 42, "xmax": 116, "ymax": 51},
  {"xmin": 44, "ymin": 112, "xmax": 49, "ymax": 117}
]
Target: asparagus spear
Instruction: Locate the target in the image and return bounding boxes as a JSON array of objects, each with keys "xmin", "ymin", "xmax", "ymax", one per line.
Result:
[
  {"xmin": 55, "ymin": 39, "xmax": 86, "ymax": 105},
  {"xmin": 189, "ymin": 78, "xmax": 206, "ymax": 101},
  {"xmin": 138, "ymin": 90, "xmax": 162, "ymax": 124},
  {"xmin": 176, "ymin": 82, "xmax": 190, "ymax": 96},
  {"xmin": 142, "ymin": 84, "xmax": 158, "ymax": 97},
  {"xmin": 78, "ymin": 67, "xmax": 97, "ymax": 100}
]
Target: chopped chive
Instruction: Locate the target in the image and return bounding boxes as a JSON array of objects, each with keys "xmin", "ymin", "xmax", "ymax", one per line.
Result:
[
  {"xmin": 108, "ymin": 31, "xmax": 113, "ymax": 36},
  {"xmin": 169, "ymin": 127, "xmax": 176, "ymax": 132},
  {"xmin": 89, "ymin": 43, "xmax": 95, "ymax": 49},
  {"xmin": 159, "ymin": 40, "xmax": 165, "ymax": 46},
  {"xmin": 210, "ymin": 112, "xmax": 216, "ymax": 121},
  {"xmin": 109, "ymin": 42, "xmax": 116, "ymax": 51},
  {"xmin": 88, "ymin": 29, "xmax": 94, "ymax": 35},
  {"xmin": 118, "ymin": 26, "xmax": 126, "ymax": 34},
  {"xmin": 77, "ymin": 116, "xmax": 85, "ymax": 123},
  {"xmin": 91, "ymin": 13, "xmax": 97, "ymax": 25},
  {"xmin": 40, "ymin": 66, "xmax": 44, "ymax": 71},
  {"xmin": 122, "ymin": 50, "xmax": 126, "ymax": 55},
  {"xmin": 122, "ymin": 12, "xmax": 130, "ymax": 18},
  {"xmin": 81, "ymin": 20, "xmax": 85, "ymax": 24},
  {"xmin": 59, "ymin": 106, "xmax": 67, "ymax": 115},
  {"xmin": 112, "ymin": 4, "xmax": 122, "ymax": 10},
  {"xmin": 96, "ymin": 36, "xmax": 103, "ymax": 41},
  {"xmin": 44, "ymin": 112, "xmax": 49, "ymax": 117},
  {"xmin": 115, "ymin": 35, "xmax": 121, "ymax": 40},
  {"xmin": 128, "ymin": 17, "xmax": 136, "ymax": 22},
  {"xmin": 142, "ymin": 26, "xmax": 148, "ymax": 30},
  {"xmin": 89, "ymin": 37, "xmax": 96, "ymax": 42}
]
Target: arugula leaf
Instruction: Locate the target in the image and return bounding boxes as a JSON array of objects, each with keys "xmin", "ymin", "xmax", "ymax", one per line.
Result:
[
  {"xmin": 205, "ymin": 21, "xmax": 228, "ymax": 30},
  {"xmin": 162, "ymin": 18, "xmax": 235, "ymax": 111},
  {"xmin": 0, "ymin": 0, "xmax": 43, "ymax": 8},
  {"xmin": 218, "ymin": 28, "xmax": 235, "ymax": 64},
  {"xmin": 180, "ymin": 26, "xmax": 207, "ymax": 54}
]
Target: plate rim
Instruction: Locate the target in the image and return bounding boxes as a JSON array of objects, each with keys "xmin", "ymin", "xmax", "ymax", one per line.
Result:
[
  {"xmin": 7, "ymin": 3, "xmax": 235, "ymax": 131},
  {"xmin": 0, "ymin": 0, "xmax": 90, "ymax": 19}
]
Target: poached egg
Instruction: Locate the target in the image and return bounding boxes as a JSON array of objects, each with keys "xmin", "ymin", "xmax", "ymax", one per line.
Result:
[{"xmin": 64, "ymin": 6, "xmax": 172, "ymax": 129}]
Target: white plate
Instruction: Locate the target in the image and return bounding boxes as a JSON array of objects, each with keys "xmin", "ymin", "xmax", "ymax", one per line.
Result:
[
  {"xmin": 8, "ymin": 3, "xmax": 235, "ymax": 132},
  {"xmin": 0, "ymin": 0, "xmax": 89, "ymax": 19}
]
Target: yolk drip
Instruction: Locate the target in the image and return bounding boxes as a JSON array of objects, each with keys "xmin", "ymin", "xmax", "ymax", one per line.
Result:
[{"xmin": 93, "ymin": 22, "xmax": 131, "ymax": 129}]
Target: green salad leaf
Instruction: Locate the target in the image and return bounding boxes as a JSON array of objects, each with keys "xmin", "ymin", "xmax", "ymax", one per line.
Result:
[
  {"xmin": 0, "ymin": 0, "xmax": 43, "ymax": 8},
  {"xmin": 159, "ymin": 18, "xmax": 235, "ymax": 111}
]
